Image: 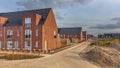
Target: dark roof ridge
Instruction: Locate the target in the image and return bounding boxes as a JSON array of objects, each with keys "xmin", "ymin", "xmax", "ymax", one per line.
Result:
[
  {"xmin": 58, "ymin": 27, "xmax": 82, "ymax": 29},
  {"xmin": 0, "ymin": 8, "xmax": 51, "ymax": 14}
]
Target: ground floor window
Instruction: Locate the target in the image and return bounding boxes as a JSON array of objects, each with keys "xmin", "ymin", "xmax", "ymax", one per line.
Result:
[{"xmin": 7, "ymin": 41, "xmax": 12, "ymax": 50}]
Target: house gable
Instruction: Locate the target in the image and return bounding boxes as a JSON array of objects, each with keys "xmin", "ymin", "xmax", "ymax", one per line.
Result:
[{"xmin": 0, "ymin": 16, "xmax": 8, "ymax": 27}]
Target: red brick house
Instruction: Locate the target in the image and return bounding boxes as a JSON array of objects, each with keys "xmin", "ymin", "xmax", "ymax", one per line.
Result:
[
  {"xmin": 58, "ymin": 27, "xmax": 82, "ymax": 45},
  {"xmin": 82, "ymin": 31, "xmax": 88, "ymax": 41},
  {"xmin": 0, "ymin": 8, "xmax": 60, "ymax": 52}
]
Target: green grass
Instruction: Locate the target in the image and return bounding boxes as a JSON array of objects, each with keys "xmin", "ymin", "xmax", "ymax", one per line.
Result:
[{"xmin": 98, "ymin": 40, "xmax": 120, "ymax": 46}]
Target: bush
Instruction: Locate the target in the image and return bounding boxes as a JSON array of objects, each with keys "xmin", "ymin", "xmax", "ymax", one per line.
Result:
[{"xmin": 60, "ymin": 39, "xmax": 67, "ymax": 44}]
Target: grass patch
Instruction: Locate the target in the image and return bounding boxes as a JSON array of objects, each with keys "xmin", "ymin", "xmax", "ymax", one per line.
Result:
[
  {"xmin": 0, "ymin": 53, "xmax": 42, "ymax": 60},
  {"xmin": 98, "ymin": 40, "xmax": 120, "ymax": 46}
]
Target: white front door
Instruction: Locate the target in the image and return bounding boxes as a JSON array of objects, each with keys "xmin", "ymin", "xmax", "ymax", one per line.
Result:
[
  {"xmin": 14, "ymin": 41, "xmax": 19, "ymax": 49},
  {"xmin": 45, "ymin": 41, "xmax": 48, "ymax": 51},
  {"xmin": 0, "ymin": 41, "xmax": 2, "ymax": 49},
  {"xmin": 7, "ymin": 41, "xmax": 12, "ymax": 50}
]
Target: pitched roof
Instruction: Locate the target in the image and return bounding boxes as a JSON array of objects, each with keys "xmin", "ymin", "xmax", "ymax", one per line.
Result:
[
  {"xmin": 83, "ymin": 31, "xmax": 87, "ymax": 35},
  {"xmin": 0, "ymin": 8, "xmax": 51, "ymax": 26},
  {"xmin": 58, "ymin": 27, "xmax": 82, "ymax": 34}
]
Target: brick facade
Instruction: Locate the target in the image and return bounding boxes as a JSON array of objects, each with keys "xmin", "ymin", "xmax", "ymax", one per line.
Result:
[
  {"xmin": 58, "ymin": 27, "xmax": 83, "ymax": 44},
  {"xmin": 0, "ymin": 8, "xmax": 60, "ymax": 52}
]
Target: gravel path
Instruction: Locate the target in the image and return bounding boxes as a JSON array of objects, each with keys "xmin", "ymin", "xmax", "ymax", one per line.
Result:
[{"xmin": 0, "ymin": 42, "xmax": 101, "ymax": 68}]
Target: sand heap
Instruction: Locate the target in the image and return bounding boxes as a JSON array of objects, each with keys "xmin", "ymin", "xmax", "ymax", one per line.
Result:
[{"xmin": 80, "ymin": 46, "xmax": 120, "ymax": 68}]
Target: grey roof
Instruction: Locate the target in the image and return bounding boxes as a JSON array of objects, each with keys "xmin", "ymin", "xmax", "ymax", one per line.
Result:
[
  {"xmin": 83, "ymin": 31, "xmax": 87, "ymax": 35},
  {"xmin": 104, "ymin": 33, "xmax": 120, "ymax": 36},
  {"xmin": 0, "ymin": 8, "xmax": 51, "ymax": 26},
  {"xmin": 58, "ymin": 27, "xmax": 82, "ymax": 34}
]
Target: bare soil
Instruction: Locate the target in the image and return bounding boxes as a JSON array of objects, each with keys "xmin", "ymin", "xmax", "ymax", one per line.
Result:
[{"xmin": 79, "ymin": 46, "xmax": 120, "ymax": 68}]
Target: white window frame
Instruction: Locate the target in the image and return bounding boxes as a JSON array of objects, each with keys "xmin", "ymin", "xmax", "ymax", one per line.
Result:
[
  {"xmin": 7, "ymin": 41, "xmax": 12, "ymax": 50},
  {"xmin": 7, "ymin": 30, "xmax": 13, "ymax": 36},
  {"xmin": 25, "ymin": 29, "xmax": 31, "ymax": 35},
  {"xmin": 36, "ymin": 41, "xmax": 38, "ymax": 48},
  {"xmin": 25, "ymin": 18, "xmax": 31, "ymax": 24},
  {"xmin": 36, "ymin": 29, "xmax": 38, "ymax": 36}
]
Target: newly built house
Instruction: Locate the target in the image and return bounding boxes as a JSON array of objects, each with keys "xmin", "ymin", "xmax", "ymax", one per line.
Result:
[
  {"xmin": 82, "ymin": 31, "xmax": 88, "ymax": 41},
  {"xmin": 98, "ymin": 33, "xmax": 120, "ymax": 40},
  {"xmin": 58, "ymin": 27, "xmax": 82, "ymax": 44},
  {"xmin": 0, "ymin": 8, "xmax": 60, "ymax": 52}
]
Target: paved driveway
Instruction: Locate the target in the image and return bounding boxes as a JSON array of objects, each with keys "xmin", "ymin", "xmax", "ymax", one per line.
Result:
[{"xmin": 0, "ymin": 42, "xmax": 101, "ymax": 68}]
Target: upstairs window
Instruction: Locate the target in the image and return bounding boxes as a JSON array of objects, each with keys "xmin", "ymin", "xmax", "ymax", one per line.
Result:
[
  {"xmin": 0, "ymin": 30, "xmax": 2, "ymax": 36},
  {"xmin": 25, "ymin": 18, "xmax": 31, "ymax": 28},
  {"xmin": 7, "ymin": 30, "xmax": 13, "ymax": 39},
  {"xmin": 25, "ymin": 29, "xmax": 31, "ymax": 38},
  {"xmin": 36, "ymin": 29, "xmax": 38, "ymax": 36},
  {"xmin": 35, "ymin": 41, "xmax": 38, "ymax": 48},
  {"xmin": 75, "ymin": 35, "xmax": 77, "ymax": 38},
  {"xmin": 17, "ymin": 30, "xmax": 20, "ymax": 36}
]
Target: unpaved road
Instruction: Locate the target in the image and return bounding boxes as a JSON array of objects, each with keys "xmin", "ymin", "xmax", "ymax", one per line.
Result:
[{"xmin": 0, "ymin": 42, "xmax": 101, "ymax": 68}]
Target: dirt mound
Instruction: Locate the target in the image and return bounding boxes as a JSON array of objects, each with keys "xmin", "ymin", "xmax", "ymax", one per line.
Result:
[{"xmin": 80, "ymin": 46, "xmax": 120, "ymax": 68}]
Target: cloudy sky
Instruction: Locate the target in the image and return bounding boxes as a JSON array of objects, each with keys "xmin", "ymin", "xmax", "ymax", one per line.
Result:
[{"xmin": 0, "ymin": 0, "xmax": 120, "ymax": 35}]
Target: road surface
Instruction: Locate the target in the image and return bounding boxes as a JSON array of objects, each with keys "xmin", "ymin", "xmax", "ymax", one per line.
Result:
[{"xmin": 0, "ymin": 42, "xmax": 101, "ymax": 68}]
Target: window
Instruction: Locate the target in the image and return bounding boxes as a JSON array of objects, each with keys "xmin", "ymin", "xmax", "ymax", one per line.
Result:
[
  {"xmin": 25, "ymin": 18, "xmax": 31, "ymax": 24},
  {"xmin": 58, "ymin": 34, "xmax": 60, "ymax": 38},
  {"xmin": 75, "ymin": 35, "xmax": 77, "ymax": 38},
  {"xmin": 0, "ymin": 41, "xmax": 2, "ymax": 49},
  {"xmin": 54, "ymin": 30, "xmax": 57, "ymax": 38},
  {"xmin": 14, "ymin": 41, "xmax": 19, "ymax": 49},
  {"xmin": 64, "ymin": 35, "xmax": 65, "ymax": 38},
  {"xmin": 36, "ymin": 29, "xmax": 38, "ymax": 36},
  {"xmin": 7, "ymin": 41, "xmax": 12, "ymax": 50},
  {"xmin": 68, "ymin": 35, "xmax": 70, "ymax": 38},
  {"xmin": 7, "ymin": 30, "xmax": 13, "ymax": 38},
  {"xmin": 17, "ymin": 30, "xmax": 20, "ymax": 36},
  {"xmin": 7, "ymin": 30, "xmax": 13, "ymax": 35},
  {"xmin": 25, "ymin": 18, "xmax": 31, "ymax": 28},
  {"xmin": 25, "ymin": 29, "xmax": 31, "ymax": 38},
  {"xmin": 36, "ymin": 41, "xmax": 38, "ymax": 48},
  {"xmin": 0, "ymin": 30, "xmax": 2, "ymax": 36},
  {"xmin": 60, "ymin": 35, "xmax": 63, "ymax": 37},
  {"xmin": 54, "ymin": 30, "xmax": 56, "ymax": 36}
]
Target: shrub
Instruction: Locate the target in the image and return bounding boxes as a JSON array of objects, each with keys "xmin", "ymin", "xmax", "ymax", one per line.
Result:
[{"xmin": 60, "ymin": 39, "xmax": 67, "ymax": 44}]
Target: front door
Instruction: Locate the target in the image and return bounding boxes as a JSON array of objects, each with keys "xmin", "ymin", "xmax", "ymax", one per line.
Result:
[
  {"xmin": 0, "ymin": 41, "xmax": 2, "ymax": 49},
  {"xmin": 7, "ymin": 41, "xmax": 12, "ymax": 50},
  {"xmin": 54, "ymin": 39, "xmax": 57, "ymax": 49},
  {"xmin": 45, "ymin": 41, "xmax": 48, "ymax": 51},
  {"xmin": 14, "ymin": 41, "xmax": 19, "ymax": 49}
]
